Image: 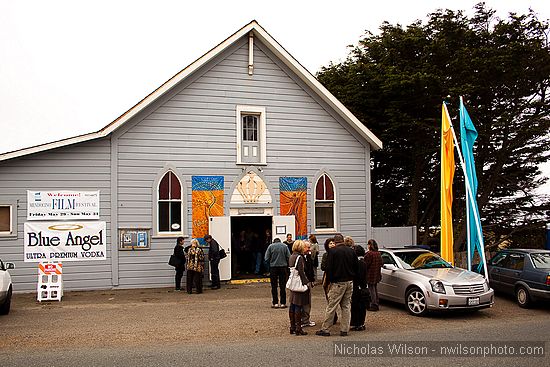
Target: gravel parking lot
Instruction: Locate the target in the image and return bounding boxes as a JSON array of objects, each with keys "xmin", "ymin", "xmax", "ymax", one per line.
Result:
[{"xmin": 1, "ymin": 282, "xmax": 549, "ymax": 352}]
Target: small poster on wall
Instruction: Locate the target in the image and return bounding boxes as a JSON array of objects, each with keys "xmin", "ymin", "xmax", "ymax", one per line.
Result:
[{"xmin": 119, "ymin": 228, "xmax": 151, "ymax": 250}]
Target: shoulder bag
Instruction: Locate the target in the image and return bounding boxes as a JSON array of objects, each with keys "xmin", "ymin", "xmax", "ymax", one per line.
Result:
[
  {"xmin": 286, "ymin": 256, "xmax": 308, "ymax": 292},
  {"xmin": 168, "ymin": 254, "xmax": 181, "ymax": 267}
]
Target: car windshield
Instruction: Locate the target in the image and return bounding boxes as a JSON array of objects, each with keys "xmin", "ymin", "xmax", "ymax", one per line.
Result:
[
  {"xmin": 530, "ymin": 253, "xmax": 550, "ymax": 269},
  {"xmin": 394, "ymin": 251, "xmax": 453, "ymax": 270}
]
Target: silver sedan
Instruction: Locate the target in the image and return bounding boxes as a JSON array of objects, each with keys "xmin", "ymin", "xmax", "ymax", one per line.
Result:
[{"xmin": 378, "ymin": 248, "xmax": 494, "ymax": 316}]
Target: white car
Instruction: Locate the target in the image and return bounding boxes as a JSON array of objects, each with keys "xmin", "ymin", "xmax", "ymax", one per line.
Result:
[
  {"xmin": 0, "ymin": 258, "xmax": 15, "ymax": 315},
  {"xmin": 378, "ymin": 248, "xmax": 494, "ymax": 316}
]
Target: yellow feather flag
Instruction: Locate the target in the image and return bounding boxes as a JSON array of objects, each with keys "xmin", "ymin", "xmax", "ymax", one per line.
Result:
[{"xmin": 441, "ymin": 103, "xmax": 455, "ymax": 265}]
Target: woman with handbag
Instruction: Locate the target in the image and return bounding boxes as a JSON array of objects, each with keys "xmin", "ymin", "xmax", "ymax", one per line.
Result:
[
  {"xmin": 287, "ymin": 240, "xmax": 310, "ymax": 336},
  {"xmin": 173, "ymin": 237, "xmax": 186, "ymax": 291}
]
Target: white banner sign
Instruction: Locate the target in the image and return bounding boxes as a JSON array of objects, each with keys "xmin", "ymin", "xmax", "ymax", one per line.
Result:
[
  {"xmin": 24, "ymin": 221, "xmax": 107, "ymax": 262},
  {"xmin": 27, "ymin": 190, "xmax": 100, "ymax": 220}
]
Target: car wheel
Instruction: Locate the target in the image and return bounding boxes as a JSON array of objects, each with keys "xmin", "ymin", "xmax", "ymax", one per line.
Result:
[
  {"xmin": 515, "ymin": 286, "xmax": 531, "ymax": 308},
  {"xmin": 0, "ymin": 285, "xmax": 12, "ymax": 315},
  {"xmin": 406, "ymin": 287, "xmax": 428, "ymax": 316}
]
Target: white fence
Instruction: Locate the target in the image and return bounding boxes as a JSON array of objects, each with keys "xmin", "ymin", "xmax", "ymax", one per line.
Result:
[{"xmin": 372, "ymin": 226, "xmax": 417, "ymax": 247}]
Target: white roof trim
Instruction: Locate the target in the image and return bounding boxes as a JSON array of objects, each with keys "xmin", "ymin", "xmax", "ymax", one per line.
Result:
[{"xmin": 0, "ymin": 20, "xmax": 381, "ymax": 162}]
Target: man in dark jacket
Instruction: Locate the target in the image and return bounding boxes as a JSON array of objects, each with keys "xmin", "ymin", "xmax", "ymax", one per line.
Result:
[
  {"xmin": 283, "ymin": 233, "xmax": 294, "ymax": 254},
  {"xmin": 350, "ymin": 245, "xmax": 369, "ymax": 330},
  {"xmin": 205, "ymin": 234, "xmax": 221, "ymax": 289},
  {"xmin": 316, "ymin": 234, "xmax": 358, "ymax": 337}
]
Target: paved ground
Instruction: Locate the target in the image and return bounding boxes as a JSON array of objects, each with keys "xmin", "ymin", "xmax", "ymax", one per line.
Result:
[{"xmin": 1, "ymin": 282, "xmax": 549, "ymax": 353}]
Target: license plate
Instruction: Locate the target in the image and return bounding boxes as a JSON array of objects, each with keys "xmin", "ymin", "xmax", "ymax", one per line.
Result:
[{"xmin": 468, "ymin": 297, "xmax": 480, "ymax": 306}]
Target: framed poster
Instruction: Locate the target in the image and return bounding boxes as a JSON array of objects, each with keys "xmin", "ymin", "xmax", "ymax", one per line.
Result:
[{"xmin": 119, "ymin": 228, "xmax": 151, "ymax": 250}]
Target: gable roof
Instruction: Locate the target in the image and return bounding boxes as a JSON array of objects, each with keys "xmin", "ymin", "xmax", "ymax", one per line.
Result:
[{"xmin": 0, "ymin": 20, "xmax": 382, "ymax": 162}]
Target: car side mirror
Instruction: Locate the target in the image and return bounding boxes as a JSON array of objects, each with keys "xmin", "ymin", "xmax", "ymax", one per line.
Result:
[
  {"xmin": 6, "ymin": 262, "xmax": 15, "ymax": 270},
  {"xmin": 383, "ymin": 264, "xmax": 397, "ymax": 271}
]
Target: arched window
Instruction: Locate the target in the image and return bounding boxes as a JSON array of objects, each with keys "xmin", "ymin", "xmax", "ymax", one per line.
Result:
[
  {"xmin": 158, "ymin": 171, "xmax": 183, "ymax": 233},
  {"xmin": 314, "ymin": 174, "xmax": 336, "ymax": 230}
]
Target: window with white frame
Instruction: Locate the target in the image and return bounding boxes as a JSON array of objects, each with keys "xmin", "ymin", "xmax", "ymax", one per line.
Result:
[
  {"xmin": 157, "ymin": 171, "xmax": 183, "ymax": 234},
  {"xmin": 0, "ymin": 204, "xmax": 14, "ymax": 236},
  {"xmin": 236, "ymin": 105, "xmax": 266, "ymax": 165},
  {"xmin": 314, "ymin": 174, "xmax": 336, "ymax": 230}
]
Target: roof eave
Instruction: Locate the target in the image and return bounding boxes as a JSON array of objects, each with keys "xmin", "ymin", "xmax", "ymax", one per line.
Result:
[{"xmin": 0, "ymin": 22, "xmax": 258, "ymax": 162}]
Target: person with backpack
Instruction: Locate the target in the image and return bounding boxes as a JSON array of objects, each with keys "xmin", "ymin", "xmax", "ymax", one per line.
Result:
[{"xmin": 205, "ymin": 234, "xmax": 221, "ymax": 289}]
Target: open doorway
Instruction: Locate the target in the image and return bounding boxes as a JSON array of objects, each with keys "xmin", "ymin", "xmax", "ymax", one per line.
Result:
[{"xmin": 231, "ymin": 216, "xmax": 272, "ymax": 279}]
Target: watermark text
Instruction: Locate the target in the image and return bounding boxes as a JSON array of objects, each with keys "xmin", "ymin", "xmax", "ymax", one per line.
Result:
[{"xmin": 334, "ymin": 341, "xmax": 546, "ymax": 358}]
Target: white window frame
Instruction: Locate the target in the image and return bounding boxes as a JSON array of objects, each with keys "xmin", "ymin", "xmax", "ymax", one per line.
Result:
[
  {"xmin": 0, "ymin": 200, "xmax": 17, "ymax": 238},
  {"xmin": 155, "ymin": 170, "xmax": 185, "ymax": 237},
  {"xmin": 313, "ymin": 173, "xmax": 338, "ymax": 233},
  {"xmin": 236, "ymin": 105, "xmax": 267, "ymax": 165}
]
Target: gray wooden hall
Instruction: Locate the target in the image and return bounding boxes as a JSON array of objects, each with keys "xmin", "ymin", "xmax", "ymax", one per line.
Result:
[{"xmin": 0, "ymin": 21, "xmax": 382, "ymax": 292}]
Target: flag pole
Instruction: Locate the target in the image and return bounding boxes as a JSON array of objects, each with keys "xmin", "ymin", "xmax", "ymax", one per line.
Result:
[
  {"xmin": 466, "ymin": 181, "xmax": 472, "ymax": 271},
  {"xmin": 448, "ymin": 98, "xmax": 489, "ymax": 279}
]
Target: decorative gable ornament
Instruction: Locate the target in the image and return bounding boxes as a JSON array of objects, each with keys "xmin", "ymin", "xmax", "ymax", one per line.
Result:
[{"xmin": 232, "ymin": 171, "xmax": 271, "ymax": 204}]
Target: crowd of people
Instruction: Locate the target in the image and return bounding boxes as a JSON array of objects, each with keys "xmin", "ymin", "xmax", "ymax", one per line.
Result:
[
  {"xmin": 266, "ymin": 233, "xmax": 383, "ymax": 336},
  {"xmin": 171, "ymin": 232, "xmax": 383, "ymax": 336},
  {"xmin": 171, "ymin": 234, "xmax": 223, "ymax": 294}
]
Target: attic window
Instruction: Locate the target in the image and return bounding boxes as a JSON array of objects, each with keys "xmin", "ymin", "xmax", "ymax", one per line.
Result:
[
  {"xmin": 236, "ymin": 105, "xmax": 266, "ymax": 165},
  {"xmin": 242, "ymin": 115, "xmax": 258, "ymax": 142}
]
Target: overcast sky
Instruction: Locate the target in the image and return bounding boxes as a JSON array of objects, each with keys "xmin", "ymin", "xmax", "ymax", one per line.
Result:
[{"xmin": 1, "ymin": 0, "xmax": 549, "ymax": 192}]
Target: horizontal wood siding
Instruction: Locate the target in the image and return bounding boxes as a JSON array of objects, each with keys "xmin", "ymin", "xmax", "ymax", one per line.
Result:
[
  {"xmin": 115, "ymin": 36, "xmax": 369, "ymax": 288},
  {"xmin": 0, "ymin": 139, "xmax": 113, "ymax": 292}
]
